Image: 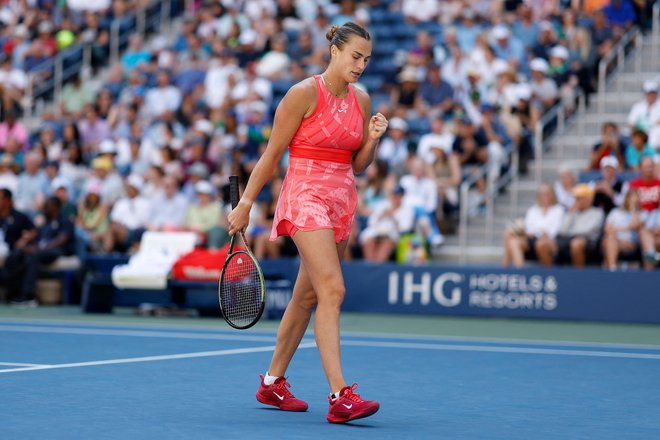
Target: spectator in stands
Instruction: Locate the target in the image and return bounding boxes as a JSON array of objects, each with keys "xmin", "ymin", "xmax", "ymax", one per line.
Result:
[
  {"xmin": 529, "ymin": 58, "xmax": 558, "ymax": 113},
  {"xmin": 626, "ymin": 156, "xmax": 660, "ymax": 212},
  {"xmin": 490, "ymin": 25, "xmax": 526, "ymax": 72},
  {"xmin": 400, "ymin": 157, "xmax": 444, "ymax": 247},
  {"xmin": 89, "ymin": 156, "xmax": 123, "ymax": 206},
  {"xmin": 426, "ymin": 144, "xmax": 461, "ymax": 221},
  {"xmin": 359, "ymin": 184, "xmax": 415, "ymax": 262},
  {"xmin": 251, "ymin": 177, "xmax": 284, "ymax": 260},
  {"xmin": 357, "ymin": 159, "xmax": 391, "ymax": 222},
  {"xmin": 639, "ymin": 208, "xmax": 660, "ymax": 269},
  {"xmin": 256, "ymin": 33, "xmax": 291, "ymax": 80},
  {"xmin": 603, "ymin": 0, "xmax": 637, "ymax": 34},
  {"xmin": 51, "ymin": 177, "xmax": 77, "ymax": 221},
  {"xmin": 6, "ymin": 196, "xmax": 74, "ymax": 306},
  {"xmin": 205, "ymin": 49, "xmax": 242, "ymax": 110},
  {"xmin": 549, "ymin": 184, "xmax": 605, "ymax": 267},
  {"xmin": 601, "ymin": 189, "xmax": 649, "ymax": 270},
  {"xmin": 61, "ymin": 74, "xmax": 95, "ymax": 117},
  {"xmin": 503, "ymin": 183, "xmax": 564, "ymax": 268},
  {"xmin": 419, "ymin": 64, "xmax": 455, "ymax": 119},
  {"xmin": 0, "ymin": 109, "xmax": 28, "ymax": 151},
  {"xmin": 417, "ymin": 117, "xmax": 455, "ymax": 165},
  {"xmin": 75, "ymin": 181, "xmax": 108, "ymax": 259},
  {"xmin": 14, "ymin": 153, "xmax": 49, "ymax": 218},
  {"xmin": 391, "ymin": 66, "xmax": 422, "ymax": 115},
  {"xmin": 0, "ymin": 56, "xmax": 28, "ymax": 102},
  {"xmin": 78, "ymin": 104, "xmax": 111, "ymax": 153},
  {"xmin": 512, "ymin": 4, "xmax": 540, "ymax": 49},
  {"xmin": 452, "ymin": 115, "xmax": 489, "ymax": 192},
  {"xmin": 591, "ymin": 10, "xmax": 615, "ymax": 60},
  {"xmin": 625, "ymin": 129, "xmax": 655, "ymax": 171},
  {"xmin": 589, "ymin": 122, "xmax": 626, "ymax": 171},
  {"xmin": 377, "ymin": 117, "xmax": 411, "ymax": 175},
  {"xmin": 122, "ymin": 34, "xmax": 151, "ymax": 73},
  {"xmin": 185, "ymin": 180, "xmax": 228, "ymax": 249},
  {"xmin": 145, "ymin": 70, "xmax": 182, "ymax": 120},
  {"xmin": 0, "ymin": 188, "xmax": 37, "ymax": 304},
  {"xmin": 402, "ymin": 0, "xmax": 440, "ymax": 24},
  {"xmin": 102, "ymin": 175, "xmax": 150, "ymax": 253},
  {"xmin": 627, "ymin": 80, "xmax": 660, "ymax": 149},
  {"xmin": 532, "ymin": 20, "xmax": 559, "ymax": 60},
  {"xmin": 147, "ymin": 175, "xmax": 189, "ymax": 231},
  {"xmin": 555, "ymin": 166, "xmax": 576, "ymax": 209},
  {"xmin": 592, "ymin": 156, "xmax": 626, "ymax": 215},
  {"xmin": 0, "ymin": 155, "xmax": 19, "ymax": 193}
]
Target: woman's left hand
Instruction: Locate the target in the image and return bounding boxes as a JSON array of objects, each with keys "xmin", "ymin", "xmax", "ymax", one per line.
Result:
[{"xmin": 368, "ymin": 113, "xmax": 388, "ymax": 141}]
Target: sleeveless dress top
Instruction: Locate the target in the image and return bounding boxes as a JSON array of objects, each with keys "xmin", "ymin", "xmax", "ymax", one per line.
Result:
[{"xmin": 270, "ymin": 75, "xmax": 364, "ymax": 243}]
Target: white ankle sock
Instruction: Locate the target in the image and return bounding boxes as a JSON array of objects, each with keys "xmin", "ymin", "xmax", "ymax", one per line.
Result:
[
  {"xmin": 330, "ymin": 390, "xmax": 341, "ymax": 401},
  {"xmin": 264, "ymin": 372, "xmax": 278, "ymax": 386}
]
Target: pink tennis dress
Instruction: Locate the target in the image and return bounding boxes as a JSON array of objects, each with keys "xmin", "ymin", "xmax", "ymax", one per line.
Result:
[{"xmin": 270, "ymin": 75, "xmax": 364, "ymax": 243}]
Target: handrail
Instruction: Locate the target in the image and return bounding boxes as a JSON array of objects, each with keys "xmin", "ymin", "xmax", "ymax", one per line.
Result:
[
  {"xmin": 598, "ymin": 26, "xmax": 641, "ymax": 113},
  {"xmin": 653, "ymin": 2, "xmax": 659, "ymax": 58},
  {"xmin": 457, "ymin": 142, "xmax": 516, "ymax": 264},
  {"xmin": 22, "ymin": 0, "xmax": 179, "ymax": 121}
]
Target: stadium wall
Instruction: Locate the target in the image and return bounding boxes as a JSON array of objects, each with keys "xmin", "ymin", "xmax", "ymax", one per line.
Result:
[{"xmin": 258, "ymin": 260, "xmax": 660, "ymax": 325}]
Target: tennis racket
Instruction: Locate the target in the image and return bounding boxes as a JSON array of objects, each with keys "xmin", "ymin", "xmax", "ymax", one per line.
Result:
[{"xmin": 218, "ymin": 175, "xmax": 266, "ymax": 329}]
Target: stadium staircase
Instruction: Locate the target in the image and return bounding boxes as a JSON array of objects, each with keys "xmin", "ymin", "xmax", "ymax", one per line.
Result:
[{"xmin": 434, "ymin": 30, "xmax": 660, "ymax": 265}]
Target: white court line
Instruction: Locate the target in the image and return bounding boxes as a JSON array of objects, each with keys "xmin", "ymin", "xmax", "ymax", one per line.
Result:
[
  {"xmin": 0, "ymin": 342, "xmax": 317, "ymax": 375},
  {"xmin": 0, "ymin": 325, "xmax": 277, "ymax": 343},
  {"xmin": 2, "ymin": 323, "xmax": 660, "ymax": 353},
  {"xmin": 3, "ymin": 318, "xmax": 660, "ymax": 351},
  {"xmin": 341, "ymin": 340, "xmax": 660, "ymax": 360},
  {"xmin": 0, "ymin": 362, "xmax": 50, "ymax": 367}
]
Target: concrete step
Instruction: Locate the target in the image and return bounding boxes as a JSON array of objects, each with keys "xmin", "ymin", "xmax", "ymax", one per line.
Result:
[{"xmin": 432, "ymin": 245, "xmax": 503, "ymax": 264}]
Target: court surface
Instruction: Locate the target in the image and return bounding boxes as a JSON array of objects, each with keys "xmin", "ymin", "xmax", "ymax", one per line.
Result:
[{"xmin": 2, "ymin": 306, "xmax": 660, "ymax": 440}]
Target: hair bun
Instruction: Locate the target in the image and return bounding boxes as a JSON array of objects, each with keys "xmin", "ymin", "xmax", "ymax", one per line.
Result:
[{"xmin": 326, "ymin": 25, "xmax": 340, "ymax": 42}]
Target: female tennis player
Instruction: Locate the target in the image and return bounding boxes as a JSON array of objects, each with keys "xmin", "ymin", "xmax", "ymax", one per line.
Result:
[{"xmin": 227, "ymin": 22, "xmax": 388, "ymax": 423}]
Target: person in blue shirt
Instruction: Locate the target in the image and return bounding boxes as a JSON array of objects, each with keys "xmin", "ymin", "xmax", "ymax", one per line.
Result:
[
  {"xmin": 603, "ymin": 0, "xmax": 637, "ymax": 31},
  {"xmin": 626, "ymin": 129, "xmax": 656, "ymax": 171}
]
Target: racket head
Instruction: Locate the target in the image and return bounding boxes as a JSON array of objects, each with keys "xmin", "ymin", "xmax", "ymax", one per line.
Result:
[{"xmin": 218, "ymin": 246, "xmax": 266, "ymax": 330}]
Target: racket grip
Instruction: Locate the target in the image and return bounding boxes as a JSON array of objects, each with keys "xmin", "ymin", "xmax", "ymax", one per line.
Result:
[{"xmin": 229, "ymin": 175, "xmax": 239, "ymax": 209}]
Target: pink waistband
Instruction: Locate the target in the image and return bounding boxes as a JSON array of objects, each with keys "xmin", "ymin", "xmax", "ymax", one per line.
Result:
[{"xmin": 289, "ymin": 145, "xmax": 353, "ymax": 164}]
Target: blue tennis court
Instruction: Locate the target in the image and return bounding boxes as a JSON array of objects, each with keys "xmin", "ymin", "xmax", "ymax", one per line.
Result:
[{"xmin": 2, "ymin": 316, "xmax": 660, "ymax": 439}]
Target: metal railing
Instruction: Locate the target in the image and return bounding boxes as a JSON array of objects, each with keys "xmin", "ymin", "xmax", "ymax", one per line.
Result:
[
  {"xmin": 22, "ymin": 0, "xmax": 180, "ymax": 120},
  {"xmin": 597, "ymin": 26, "xmax": 643, "ymax": 114},
  {"xmin": 457, "ymin": 144, "xmax": 517, "ymax": 264},
  {"xmin": 653, "ymin": 1, "xmax": 659, "ymax": 57},
  {"xmin": 456, "ymin": 18, "xmax": 652, "ymax": 262}
]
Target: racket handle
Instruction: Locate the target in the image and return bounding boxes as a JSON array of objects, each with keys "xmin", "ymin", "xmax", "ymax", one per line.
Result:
[{"xmin": 229, "ymin": 175, "xmax": 239, "ymax": 209}]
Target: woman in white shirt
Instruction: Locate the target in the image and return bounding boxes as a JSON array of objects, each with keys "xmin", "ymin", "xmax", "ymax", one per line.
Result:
[
  {"xmin": 602, "ymin": 189, "xmax": 647, "ymax": 270},
  {"xmin": 503, "ymin": 183, "xmax": 564, "ymax": 267}
]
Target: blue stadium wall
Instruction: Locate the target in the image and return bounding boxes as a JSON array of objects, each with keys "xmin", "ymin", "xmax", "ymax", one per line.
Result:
[{"xmin": 259, "ymin": 260, "xmax": 660, "ymax": 324}]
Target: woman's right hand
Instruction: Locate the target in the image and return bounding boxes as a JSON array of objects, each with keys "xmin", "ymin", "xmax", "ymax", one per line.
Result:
[{"xmin": 227, "ymin": 201, "xmax": 251, "ymax": 236}]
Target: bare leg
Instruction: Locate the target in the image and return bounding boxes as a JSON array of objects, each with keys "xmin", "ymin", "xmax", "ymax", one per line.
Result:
[
  {"xmin": 362, "ymin": 238, "xmax": 376, "ymax": 261},
  {"xmin": 291, "ymin": 229, "xmax": 348, "ymax": 393},
  {"xmin": 570, "ymin": 237, "xmax": 587, "ymax": 267},
  {"xmin": 602, "ymin": 232, "xmax": 619, "ymax": 269},
  {"xmin": 535, "ymin": 237, "xmax": 556, "ymax": 267},
  {"xmin": 267, "ymin": 231, "xmax": 348, "ymax": 391},
  {"xmin": 374, "ymin": 239, "xmax": 396, "ymax": 262}
]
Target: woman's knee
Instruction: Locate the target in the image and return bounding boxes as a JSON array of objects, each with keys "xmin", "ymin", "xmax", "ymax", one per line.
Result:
[
  {"xmin": 291, "ymin": 289, "xmax": 318, "ymax": 311},
  {"xmin": 316, "ymin": 282, "xmax": 346, "ymax": 308}
]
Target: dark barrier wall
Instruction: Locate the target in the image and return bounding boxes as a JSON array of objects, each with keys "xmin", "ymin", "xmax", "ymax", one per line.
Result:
[{"xmin": 260, "ymin": 260, "xmax": 660, "ymax": 324}]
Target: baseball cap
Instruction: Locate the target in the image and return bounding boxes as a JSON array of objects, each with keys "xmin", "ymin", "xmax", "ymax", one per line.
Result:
[
  {"xmin": 600, "ymin": 156, "xmax": 619, "ymax": 170},
  {"xmin": 643, "ymin": 80, "xmax": 659, "ymax": 93},
  {"xmin": 194, "ymin": 180, "xmax": 214, "ymax": 195},
  {"xmin": 530, "ymin": 58, "xmax": 549, "ymax": 74},
  {"xmin": 492, "ymin": 25, "xmax": 510, "ymax": 40},
  {"xmin": 389, "ymin": 117, "xmax": 408, "ymax": 131},
  {"xmin": 573, "ymin": 183, "xmax": 595, "ymax": 197},
  {"xmin": 549, "ymin": 45, "xmax": 569, "ymax": 60},
  {"xmin": 126, "ymin": 174, "xmax": 144, "ymax": 191}
]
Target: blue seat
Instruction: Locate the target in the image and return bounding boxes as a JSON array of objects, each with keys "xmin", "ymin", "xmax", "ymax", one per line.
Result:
[{"xmin": 359, "ymin": 75, "xmax": 384, "ymax": 93}]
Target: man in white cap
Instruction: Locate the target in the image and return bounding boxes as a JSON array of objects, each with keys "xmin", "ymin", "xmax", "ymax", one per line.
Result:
[
  {"xmin": 592, "ymin": 156, "xmax": 625, "ymax": 214},
  {"xmin": 184, "ymin": 180, "xmax": 229, "ymax": 249},
  {"xmin": 102, "ymin": 174, "xmax": 151, "ymax": 253},
  {"xmin": 627, "ymin": 80, "xmax": 660, "ymax": 148},
  {"xmin": 491, "ymin": 25, "xmax": 526, "ymax": 70},
  {"xmin": 377, "ymin": 117, "xmax": 410, "ymax": 174},
  {"xmin": 529, "ymin": 58, "xmax": 558, "ymax": 110}
]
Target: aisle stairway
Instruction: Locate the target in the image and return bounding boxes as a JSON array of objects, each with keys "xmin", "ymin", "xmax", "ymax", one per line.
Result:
[{"xmin": 435, "ymin": 34, "xmax": 660, "ymax": 264}]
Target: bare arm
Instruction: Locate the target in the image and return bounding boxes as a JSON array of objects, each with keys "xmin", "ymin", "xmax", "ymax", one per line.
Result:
[
  {"xmin": 352, "ymin": 87, "xmax": 388, "ymax": 174},
  {"xmin": 227, "ymin": 80, "xmax": 315, "ymax": 235}
]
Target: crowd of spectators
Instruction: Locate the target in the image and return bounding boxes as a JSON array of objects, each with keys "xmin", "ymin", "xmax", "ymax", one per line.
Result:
[{"xmin": 1, "ymin": 0, "xmax": 659, "ymax": 290}]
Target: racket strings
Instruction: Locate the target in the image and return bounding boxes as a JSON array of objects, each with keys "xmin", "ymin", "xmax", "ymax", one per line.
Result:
[{"xmin": 220, "ymin": 253, "xmax": 262, "ymax": 327}]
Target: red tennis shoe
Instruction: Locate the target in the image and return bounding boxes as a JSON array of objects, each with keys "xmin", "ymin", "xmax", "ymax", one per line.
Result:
[
  {"xmin": 256, "ymin": 375, "xmax": 308, "ymax": 411},
  {"xmin": 326, "ymin": 383, "xmax": 380, "ymax": 423}
]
